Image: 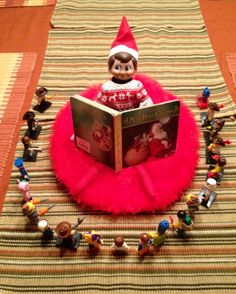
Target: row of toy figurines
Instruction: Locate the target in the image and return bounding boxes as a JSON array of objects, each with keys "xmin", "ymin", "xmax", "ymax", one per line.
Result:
[
  {"xmin": 20, "ymin": 87, "xmax": 53, "ymax": 163},
  {"xmin": 197, "ymin": 87, "xmax": 233, "ymax": 186},
  {"xmin": 15, "ymin": 159, "xmax": 209, "ymax": 256}
]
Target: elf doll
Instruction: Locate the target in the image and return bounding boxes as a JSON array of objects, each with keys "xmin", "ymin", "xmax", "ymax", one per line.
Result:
[{"xmin": 96, "ymin": 16, "xmax": 153, "ymax": 111}]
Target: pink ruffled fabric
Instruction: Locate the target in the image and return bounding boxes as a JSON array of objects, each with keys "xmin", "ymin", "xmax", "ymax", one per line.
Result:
[{"xmin": 50, "ymin": 74, "xmax": 199, "ymax": 214}]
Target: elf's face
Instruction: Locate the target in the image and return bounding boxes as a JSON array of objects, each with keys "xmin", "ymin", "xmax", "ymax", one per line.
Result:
[{"xmin": 110, "ymin": 59, "xmax": 136, "ymax": 80}]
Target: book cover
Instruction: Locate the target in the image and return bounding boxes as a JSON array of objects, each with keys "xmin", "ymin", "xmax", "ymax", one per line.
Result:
[
  {"xmin": 70, "ymin": 95, "xmax": 122, "ymax": 170},
  {"xmin": 71, "ymin": 95, "xmax": 180, "ymax": 171},
  {"xmin": 121, "ymin": 100, "xmax": 180, "ymax": 168}
]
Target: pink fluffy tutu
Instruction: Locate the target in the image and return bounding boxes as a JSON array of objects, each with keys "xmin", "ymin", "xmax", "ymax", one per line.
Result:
[{"xmin": 50, "ymin": 74, "xmax": 199, "ymax": 214}]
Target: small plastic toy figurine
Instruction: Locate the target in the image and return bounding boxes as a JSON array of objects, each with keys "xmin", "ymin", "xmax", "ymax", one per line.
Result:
[
  {"xmin": 14, "ymin": 158, "xmax": 30, "ymax": 181},
  {"xmin": 203, "ymin": 118, "xmax": 225, "ymax": 147},
  {"xmin": 111, "ymin": 236, "xmax": 129, "ymax": 255},
  {"xmin": 83, "ymin": 230, "xmax": 103, "ymax": 252},
  {"xmin": 21, "ymin": 199, "xmax": 54, "ymax": 223},
  {"xmin": 23, "ymin": 111, "xmax": 41, "ymax": 140},
  {"xmin": 137, "ymin": 233, "xmax": 151, "ymax": 257},
  {"xmin": 199, "ymin": 177, "xmax": 217, "ymax": 208},
  {"xmin": 33, "ymin": 87, "xmax": 52, "ymax": 113},
  {"xmin": 206, "ymin": 135, "xmax": 231, "ymax": 164},
  {"xmin": 196, "ymin": 87, "xmax": 210, "ymax": 110},
  {"xmin": 38, "ymin": 218, "xmax": 54, "ymax": 239},
  {"xmin": 149, "ymin": 220, "xmax": 169, "ymax": 249},
  {"xmin": 186, "ymin": 194, "xmax": 201, "ymax": 218},
  {"xmin": 21, "ymin": 135, "xmax": 42, "ymax": 162},
  {"xmin": 207, "ymin": 155, "xmax": 227, "ymax": 184},
  {"xmin": 17, "ymin": 179, "xmax": 32, "ymax": 204},
  {"xmin": 55, "ymin": 218, "xmax": 84, "ymax": 250},
  {"xmin": 201, "ymin": 102, "xmax": 224, "ymax": 128},
  {"xmin": 170, "ymin": 210, "xmax": 193, "ymax": 237},
  {"xmin": 95, "ymin": 16, "xmax": 153, "ymax": 111},
  {"xmin": 208, "ymin": 118, "xmax": 225, "ymax": 138}
]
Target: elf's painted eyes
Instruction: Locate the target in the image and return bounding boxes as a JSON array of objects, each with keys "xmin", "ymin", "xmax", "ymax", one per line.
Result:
[
  {"xmin": 125, "ymin": 65, "xmax": 132, "ymax": 71},
  {"xmin": 114, "ymin": 65, "xmax": 121, "ymax": 70}
]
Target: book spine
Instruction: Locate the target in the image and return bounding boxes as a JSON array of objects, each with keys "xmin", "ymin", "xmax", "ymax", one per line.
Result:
[{"xmin": 113, "ymin": 114, "xmax": 123, "ymax": 172}]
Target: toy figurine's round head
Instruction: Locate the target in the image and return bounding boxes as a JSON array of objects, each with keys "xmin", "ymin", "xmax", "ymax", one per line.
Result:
[
  {"xmin": 55, "ymin": 221, "xmax": 72, "ymax": 239},
  {"xmin": 22, "ymin": 136, "xmax": 31, "ymax": 146},
  {"xmin": 114, "ymin": 236, "xmax": 124, "ymax": 247},
  {"xmin": 186, "ymin": 194, "xmax": 200, "ymax": 206},
  {"xmin": 23, "ymin": 111, "xmax": 35, "ymax": 121},
  {"xmin": 218, "ymin": 157, "xmax": 227, "ymax": 167},
  {"xmin": 206, "ymin": 178, "xmax": 217, "ymax": 190},
  {"xmin": 21, "ymin": 201, "xmax": 35, "ymax": 214},
  {"xmin": 35, "ymin": 87, "xmax": 48, "ymax": 98},
  {"xmin": 108, "ymin": 52, "xmax": 137, "ymax": 81},
  {"xmin": 17, "ymin": 179, "xmax": 29, "ymax": 192},
  {"xmin": 177, "ymin": 210, "xmax": 187, "ymax": 220},
  {"xmin": 38, "ymin": 219, "xmax": 49, "ymax": 232},
  {"xmin": 14, "ymin": 158, "xmax": 24, "ymax": 168},
  {"xmin": 139, "ymin": 233, "xmax": 150, "ymax": 244},
  {"xmin": 157, "ymin": 220, "xmax": 169, "ymax": 235}
]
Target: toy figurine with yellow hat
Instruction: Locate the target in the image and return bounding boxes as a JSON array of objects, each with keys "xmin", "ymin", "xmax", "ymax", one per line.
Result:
[
  {"xmin": 83, "ymin": 230, "xmax": 103, "ymax": 251},
  {"xmin": 21, "ymin": 199, "xmax": 54, "ymax": 223}
]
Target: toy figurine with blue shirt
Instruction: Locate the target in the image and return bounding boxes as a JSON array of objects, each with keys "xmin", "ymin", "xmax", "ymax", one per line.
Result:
[{"xmin": 137, "ymin": 233, "xmax": 152, "ymax": 257}]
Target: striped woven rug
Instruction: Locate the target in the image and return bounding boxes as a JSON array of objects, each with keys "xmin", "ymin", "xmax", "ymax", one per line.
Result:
[
  {"xmin": 1, "ymin": 1, "xmax": 236, "ymax": 293},
  {"xmin": 0, "ymin": 53, "xmax": 36, "ymax": 193},
  {"xmin": 0, "ymin": 0, "xmax": 55, "ymax": 7}
]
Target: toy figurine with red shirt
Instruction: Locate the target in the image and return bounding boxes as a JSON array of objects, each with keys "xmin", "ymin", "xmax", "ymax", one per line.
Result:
[
  {"xmin": 95, "ymin": 16, "xmax": 153, "ymax": 111},
  {"xmin": 197, "ymin": 87, "xmax": 210, "ymax": 110}
]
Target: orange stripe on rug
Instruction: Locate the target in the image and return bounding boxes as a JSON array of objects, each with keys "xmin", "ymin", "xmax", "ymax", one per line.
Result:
[
  {"xmin": 0, "ymin": 0, "xmax": 55, "ymax": 7},
  {"xmin": 0, "ymin": 52, "xmax": 36, "ymax": 185}
]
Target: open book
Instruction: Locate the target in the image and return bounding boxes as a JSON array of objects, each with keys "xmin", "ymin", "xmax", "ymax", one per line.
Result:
[{"xmin": 71, "ymin": 95, "xmax": 180, "ymax": 172}]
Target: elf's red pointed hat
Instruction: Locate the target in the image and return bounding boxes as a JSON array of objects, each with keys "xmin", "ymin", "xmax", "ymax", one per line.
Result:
[{"xmin": 109, "ymin": 16, "xmax": 139, "ymax": 60}]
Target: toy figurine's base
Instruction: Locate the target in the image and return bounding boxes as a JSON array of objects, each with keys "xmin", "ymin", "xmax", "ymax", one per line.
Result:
[
  {"xmin": 22, "ymin": 150, "xmax": 38, "ymax": 162},
  {"xmin": 56, "ymin": 232, "xmax": 82, "ymax": 250},
  {"xmin": 50, "ymin": 74, "xmax": 200, "ymax": 214},
  {"xmin": 26, "ymin": 125, "xmax": 42, "ymax": 140},
  {"xmin": 33, "ymin": 101, "xmax": 52, "ymax": 113},
  {"xmin": 199, "ymin": 188, "xmax": 217, "ymax": 208}
]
